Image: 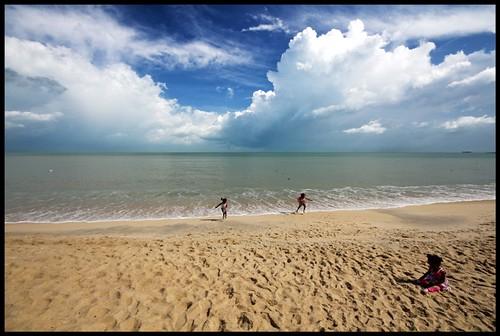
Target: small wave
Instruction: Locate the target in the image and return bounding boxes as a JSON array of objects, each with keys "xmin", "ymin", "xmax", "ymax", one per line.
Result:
[{"xmin": 5, "ymin": 183, "xmax": 495, "ymax": 223}]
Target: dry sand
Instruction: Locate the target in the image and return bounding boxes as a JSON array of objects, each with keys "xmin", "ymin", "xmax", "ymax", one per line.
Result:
[{"xmin": 4, "ymin": 200, "xmax": 496, "ymax": 331}]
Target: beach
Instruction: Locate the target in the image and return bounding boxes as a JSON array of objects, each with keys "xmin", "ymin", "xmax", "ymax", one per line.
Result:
[{"xmin": 5, "ymin": 200, "xmax": 496, "ymax": 331}]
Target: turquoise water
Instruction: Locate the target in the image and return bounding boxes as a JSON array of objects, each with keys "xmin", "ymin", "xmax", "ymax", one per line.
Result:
[{"xmin": 5, "ymin": 152, "xmax": 495, "ymax": 222}]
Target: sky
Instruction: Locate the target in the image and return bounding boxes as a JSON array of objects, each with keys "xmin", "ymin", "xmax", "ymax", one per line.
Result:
[{"xmin": 4, "ymin": 4, "xmax": 496, "ymax": 152}]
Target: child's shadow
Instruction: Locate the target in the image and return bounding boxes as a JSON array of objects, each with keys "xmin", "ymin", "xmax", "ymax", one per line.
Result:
[{"xmin": 394, "ymin": 276, "xmax": 418, "ymax": 285}]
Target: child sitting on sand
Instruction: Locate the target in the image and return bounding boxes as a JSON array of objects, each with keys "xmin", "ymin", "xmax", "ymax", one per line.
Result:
[
  {"xmin": 415, "ymin": 254, "xmax": 450, "ymax": 294},
  {"xmin": 295, "ymin": 193, "xmax": 313, "ymax": 214},
  {"xmin": 214, "ymin": 198, "xmax": 228, "ymax": 220}
]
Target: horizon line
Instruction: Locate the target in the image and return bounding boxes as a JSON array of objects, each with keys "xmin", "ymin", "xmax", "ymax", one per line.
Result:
[{"xmin": 5, "ymin": 151, "xmax": 496, "ymax": 155}]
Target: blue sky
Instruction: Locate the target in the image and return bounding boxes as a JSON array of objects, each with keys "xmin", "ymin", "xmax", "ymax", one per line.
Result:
[{"xmin": 4, "ymin": 4, "xmax": 496, "ymax": 152}]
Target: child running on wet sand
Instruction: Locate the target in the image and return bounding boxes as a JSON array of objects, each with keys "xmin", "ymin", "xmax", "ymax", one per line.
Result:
[
  {"xmin": 294, "ymin": 193, "xmax": 313, "ymax": 214},
  {"xmin": 214, "ymin": 198, "xmax": 228, "ymax": 220},
  {"xmin": 414, "ymin": 254, "xmax": 450, "ymax": 294}
]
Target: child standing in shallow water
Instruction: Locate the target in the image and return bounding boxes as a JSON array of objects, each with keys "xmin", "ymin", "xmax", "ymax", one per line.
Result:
[
  {"xmin": 295, "ymin": 193, "xmax": 313, "ymax": 214},
  {"xmin": 214, "ymin": 198, "xmax": 228, "ymax": 220},
  {"xmin": 415, "ymin": 254, "xmax": 450, "ymax": 294}
]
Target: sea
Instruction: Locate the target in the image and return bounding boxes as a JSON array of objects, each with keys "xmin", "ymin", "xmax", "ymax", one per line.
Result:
[{"xmin": 4, "ymin": 152, "xmax": 496, "ymax": 223}]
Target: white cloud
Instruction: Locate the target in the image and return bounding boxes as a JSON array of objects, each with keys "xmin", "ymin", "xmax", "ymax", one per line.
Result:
[
  {"xmin": 310, "ymin": 104, "xmax": 346, "ymax": 116},
  {"xmin": 5, "ymin": 36, "xmax": 224, "ymax": 145},
  {"xmin": 5, "ymin": 122, "xmax": 25, "ymax": 129},
  {"xmin": 390, "ymin": 6, "xmax": 495, "ymax": 41},
  {"xmin": 448, "ymin": 67, "xmax": 495, "ymax": 87},
  {"xmin": 216, "ymin": 86, "xmax": 235, "ymax": 99},
  {"xmin": 348, "ymin": 5, "xmax": 495, "ymax": 42},
  {"xmin": 233, "ymin": 89, "xmax": 276, "ymax": 119},
  {"xmin": 242, "ymin": 14, "xmax": 290, "ymax": 33},
  {"xmin": 412, "ymin": 121, "xmax": 430, "ymax": 128},
  {"xmin": 5, "ymin": 110, "xmax": 63, "ymax": 129},
  {"xmin": 263, "ymin": 21, "xmax": 478, "ymax": 113},
  {"xmin": 5, "ymin": 5, "xmax": 250, "ymax": 69},
  {"xmin": 440, "ymin": 115, "xmax": 495, "ymax": 130},
  {"xmin": 343, "ymin": 120, "xmax": 386, "ymax": 134},
  {"xmin": 5, "ymin": 110, "xmax": 63, "ymax": 122},
  {"xmin": 138, "ymin": 40, "xmax": 250, "ymax": 69},
  {"xmin": 284, "ymin": 6, "xmax": 494, "ymax": 45}
]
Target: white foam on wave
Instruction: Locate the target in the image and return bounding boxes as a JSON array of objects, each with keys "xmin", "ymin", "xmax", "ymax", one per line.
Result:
[{"xmin": 5, "ymin": 183, "xmax": 496, "ymax": 223}]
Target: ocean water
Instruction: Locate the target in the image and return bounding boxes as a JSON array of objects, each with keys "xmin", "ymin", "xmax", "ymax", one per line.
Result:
[{"xmin": 4, "ymin": 152, "xmax": 496, "ymax": 223}]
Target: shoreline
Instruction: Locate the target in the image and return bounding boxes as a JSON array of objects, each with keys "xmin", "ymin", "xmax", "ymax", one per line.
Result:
[
  {"xmin": 4, "ymin": 199, "xmax": 495, "ymax": 233},
  {"xmin": 5, "ymin": 200, "xmax": 496, "ymax": 331}
]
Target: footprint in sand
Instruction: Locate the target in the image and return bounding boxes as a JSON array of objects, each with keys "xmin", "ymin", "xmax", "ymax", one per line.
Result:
[
  {"xmin": 249, "ymin": 293, "xmax": 256, "ymax": 305},
  {"xmin": 224, "ymin": 286, "xmax": 234, "ymax": 299},
  {"xmin": 238, "ymin": 313, "xmax": 253, "ymax": 330},
  {"xmin": 218, "ymin": 319, "xmax": 226, "ymax": 331}
]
